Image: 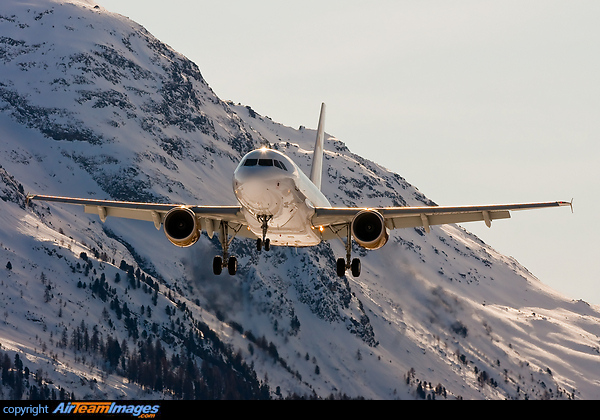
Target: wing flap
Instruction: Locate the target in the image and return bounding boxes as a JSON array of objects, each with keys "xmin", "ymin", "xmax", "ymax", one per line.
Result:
[
  {"xmin": 386, "ymin": 210, "xmax": 511, "ymax": 230},
  {"xmin": 312, "ymin": 201, "xmax": 570, "ymax": 233},
  {"xmin": 84, "ymin": 204, "xmax": 166, "ymax": 223},
  {"xmin": 28, "ymin": 194, "xmax": 247, "ymax": 229}
]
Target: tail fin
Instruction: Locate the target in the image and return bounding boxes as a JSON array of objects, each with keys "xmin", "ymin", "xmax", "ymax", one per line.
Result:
[{"xmin": 309, "ymin": 102, "xmax": 326, "ymax": 190}]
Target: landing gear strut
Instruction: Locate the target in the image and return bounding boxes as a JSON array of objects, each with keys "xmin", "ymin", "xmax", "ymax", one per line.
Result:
[
  {"xmin": 213, "ymin": 221, "xmax": 239, "ymax": 276},
  {"xmin": 256, "ymin": 215, "xmax": 272, "ymax": 252},
  {"xmin": 335, "ymin": 224, "xmax": 361, "ymax": 277}
]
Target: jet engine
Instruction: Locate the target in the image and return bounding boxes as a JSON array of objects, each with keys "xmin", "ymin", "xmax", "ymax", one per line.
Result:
[
  {"xmin": 163, "ymin": 207, "xmax": 200, "ymax": 247},
  {"xmin": 351, "ymin": 210, "xmax": 389, "ymax": 250}
]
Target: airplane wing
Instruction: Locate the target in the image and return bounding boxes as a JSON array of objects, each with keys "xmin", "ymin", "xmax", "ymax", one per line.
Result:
[
  {"xmin": 26, "ymin": 194, "xmax": 252, "ymax": 238},
  {"xmin": 312, "ymin": 200, "xmax": 572, "ymax": 239}
]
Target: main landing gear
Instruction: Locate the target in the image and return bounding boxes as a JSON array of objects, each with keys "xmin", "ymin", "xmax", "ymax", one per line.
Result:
[
  {"xmin": 212, "ymin": 217, "xmax": 362, "ymax": 278},
  {"xmin": 212, "ymin": 221, "xmax": 239, "ymax": 276},
  {"xmin": 337, "ymin": 257, "xmax": 361, "ymax": 278},
  {"xmin": 335, "ymin": 224, "xmax": 361, "ymax": 278}
]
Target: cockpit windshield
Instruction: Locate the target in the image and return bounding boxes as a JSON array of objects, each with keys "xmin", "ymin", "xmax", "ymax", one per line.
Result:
[{"xmin": 243, "ymin": 157, "xmax": 288, "ymax": 171}]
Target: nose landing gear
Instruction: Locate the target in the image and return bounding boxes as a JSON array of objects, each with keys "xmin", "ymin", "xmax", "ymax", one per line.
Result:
[
  {"xmin": 256, "ymin": 215, "xmax": 272, "ymax": 252},
  {"xmin": 256, "ymin": 238, "xmax": 270, "ymax": 252}
]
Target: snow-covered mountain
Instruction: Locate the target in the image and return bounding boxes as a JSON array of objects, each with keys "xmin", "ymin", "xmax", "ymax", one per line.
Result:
[{"xmin": 1, "ymin": 0, "xmax": 598, "ymax": 400}]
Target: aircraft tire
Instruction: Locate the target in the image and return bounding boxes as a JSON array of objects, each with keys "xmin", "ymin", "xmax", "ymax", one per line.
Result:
[
  {"xmin": 228, "ymin": 256, "xmax": 237, "ymax": 275},
  {"xmin": 336, "ymin": 258, "xmax": 346, "ymax": 277},
  {"xmin": 213, "ymin": 256, "xmax": 223, "ymax": 275},
  {"xmin": 351, "ymin": 258, "xmax": 361, "ymax": 277}
]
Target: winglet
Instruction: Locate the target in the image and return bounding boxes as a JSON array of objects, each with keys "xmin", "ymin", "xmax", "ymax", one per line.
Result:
[
  {"xmin": 309, "ymin": 103, "xmax": 326, "ymax": 191},
  {"xmin": 557, "ymin": 199, "xmax": 574, "ymax": 213}
]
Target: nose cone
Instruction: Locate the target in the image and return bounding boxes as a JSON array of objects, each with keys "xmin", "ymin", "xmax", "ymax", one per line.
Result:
[
  {"xmin": 233, "ymin": 164, "xmax": 286, "ymax": 215},
  {"xmin": 235, "ymin": 179, "xmax": 281, "ymax": 215},
  {"xmin": 233, "ymin": 148, "xmax": 297, "ymax": 215}
]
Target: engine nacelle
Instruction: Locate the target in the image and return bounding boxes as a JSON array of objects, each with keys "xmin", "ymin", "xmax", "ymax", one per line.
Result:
[
  {"xmin": 351, "ymin": 210, "xmax": 389, "ymax": 250},
  {"xmin": 163, "ymin": 207, "xmax": 200, "ymax": 247}
]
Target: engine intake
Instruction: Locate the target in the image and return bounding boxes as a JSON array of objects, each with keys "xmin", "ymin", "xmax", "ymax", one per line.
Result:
[
  {"xmin": 351, "ymin": 210, "xmax": 389, "ymax": 250},
  {"xmin": 163, "ymin": 207, "xmax": 200, "ymax": 247}
]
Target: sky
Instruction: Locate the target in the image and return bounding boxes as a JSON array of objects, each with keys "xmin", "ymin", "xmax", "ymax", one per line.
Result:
[{"xmin": 97, "ymin": 0, "xmax": 599, "ymax": 304}]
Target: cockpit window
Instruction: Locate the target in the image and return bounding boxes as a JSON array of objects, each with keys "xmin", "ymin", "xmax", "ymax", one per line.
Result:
[
  {"xmin": 258, "ymin": 159, "xmax": 273, "ymax": 166},
  {"xmin": 244, "ymin": 157, "xmax": 288, "ymax": 171},
  {"xmin": 274, "ymin": 160, "xmax": 288, "ymax": 171}
]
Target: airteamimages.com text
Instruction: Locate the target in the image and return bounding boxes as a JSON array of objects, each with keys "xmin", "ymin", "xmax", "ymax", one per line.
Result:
[{"xmin": 2, "ymin": 401, "xmax": 162, "ymax": 418}]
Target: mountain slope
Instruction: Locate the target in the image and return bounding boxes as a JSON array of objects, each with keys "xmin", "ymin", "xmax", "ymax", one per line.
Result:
[{"xmin": 0, "ymin": 0, "xmax": 598, "ymax": 400}]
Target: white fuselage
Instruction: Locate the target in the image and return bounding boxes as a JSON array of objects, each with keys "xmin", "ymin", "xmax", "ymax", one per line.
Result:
[{"xmin": 233, "ymin": 148, "xmax": 331, "ymax": 246}]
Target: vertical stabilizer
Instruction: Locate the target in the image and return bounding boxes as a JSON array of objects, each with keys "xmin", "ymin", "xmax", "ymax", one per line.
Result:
[{"xmin": 309, "ymin": 103, "xmax": 326, "ymax": 190}]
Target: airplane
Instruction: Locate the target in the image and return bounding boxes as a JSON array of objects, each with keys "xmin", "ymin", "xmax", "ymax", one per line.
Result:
[{"xmin": 27, "ymin": 103, "xmax": 572, "ymax": 277}]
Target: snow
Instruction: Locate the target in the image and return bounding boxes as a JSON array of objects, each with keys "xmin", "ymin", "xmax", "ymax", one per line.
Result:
[{"xmin": 0, "ymin": 0, "xmax": 598, "ymax": 400}]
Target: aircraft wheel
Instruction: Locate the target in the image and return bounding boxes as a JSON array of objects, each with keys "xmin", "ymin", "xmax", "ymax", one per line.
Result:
[
  {"xmin": 336, "ymin": 258, "xmax": 346, "ymax": 277},
  {"xmin": 213, "ymin": 256, "xmax": 222, "ymax": 275},
  {"xmin": 256, "ymin": 238, "xmax": 262, "ymax": 251},
  {"xmin": 264, "ymin": 238, "xmax": 271, "ymax": 251},
  {"xmin": 228, "ymin": 256, "xmax": 237, "ymax": 275},
  {"xmin": 351, "ymin": 258, "xmax": 361, "ymax": 277}
]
